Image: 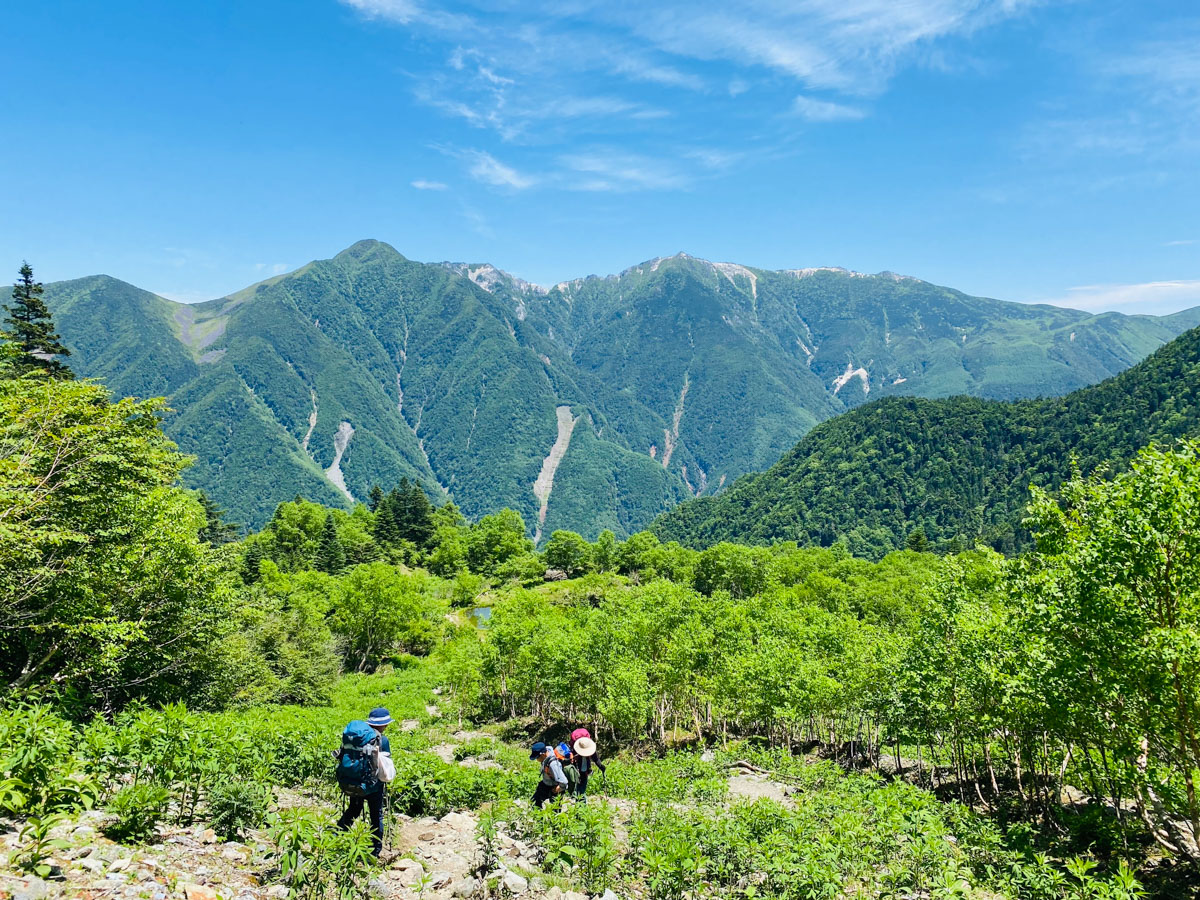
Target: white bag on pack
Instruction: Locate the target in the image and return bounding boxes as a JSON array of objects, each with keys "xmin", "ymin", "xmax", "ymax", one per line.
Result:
[{"xmin": 376, "ymin": 751, "xmax": 396, "ymax": 784}]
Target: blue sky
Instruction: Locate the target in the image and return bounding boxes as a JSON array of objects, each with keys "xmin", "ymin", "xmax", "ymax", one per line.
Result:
[{"xmin": 2, "ymin": 0, "xmax": 1198, "ymax": 313}]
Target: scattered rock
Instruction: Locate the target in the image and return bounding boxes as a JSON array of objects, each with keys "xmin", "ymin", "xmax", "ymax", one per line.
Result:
[
  {"xmin": 452, "ymin": 877, "xmax": 481, "ymax": 897},
  {"xmin": 419, "ymin": 831, "xmax": 436, "ymax": 842},
  {"xmin": 108, "ymin": 858, "xmax": 133, "ymax": 873},
  {"xmin": 266, "ymin": 886, "xmax": 289, "ymax": 899},
  {"xmin": 401, "ymin": 719, "xmax": 421, "ymax": 732},
  {"xmin": 200, "ymin": 828, "xmax": 218, "ymax": 844},
  {"xmin": 368, "ymin": 876, "xmax": 389, "ymax": 898},
  {"xmin": 429, "ymin": 871, "xmax": 453, "ymax": 889},
  {"xmin": 425, "ymin": 705, "xmax": 441, "ymax": 718},
  {"xmin": 440, "ymin": 811, "xmax": 473, "ymax": 831},
  {"xmin": 563, "ymin": 892, "xmax": 587, "ymax": 900},
  {"xmin": 221, "ymin": 847, "xmax": 248, "ymax": 862},
  {"xmin": 72, "ymin": 824, "xmax": 95, "ymax": 841},
  {"xmin": 529, "ymin": 877, "xmax": 546, "ymax": 892},
  {"xmin": 79, "ymin": 858, "xmax": 105, "ymax": 874},
  {"xmin": 392, "ymin": 858, "xmax": 424, "ymax": 872},
  {"xmin": 502, "ymin": 871, "xmax": 528, "ymax": 894},
  {"xmin": 545, "ymin": 889, "xmax": 563, "ymax": 900},
  {"xmin": 182, "ymin": 882, "xmax": 217, "ymax": 900},
  {"xmin": 597, "ymin": 890, "xmax": 621, "ymax": 900},
  {"xmin": 12, "ymin": 876, "xmax": 49, "ymax": 900},
  {"xmin": 700, "ymin": 750, "xmax": 715, "ymax": 763}
]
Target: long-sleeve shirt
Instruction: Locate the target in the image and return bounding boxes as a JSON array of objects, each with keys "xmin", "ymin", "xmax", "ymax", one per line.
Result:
[
  {"xmin": 541, "ymin": 755, "xmax": 568, "ymax": 788},
  {"xmin": 577, "ymin": 749, "xmax": 605, "ymax": 775}
]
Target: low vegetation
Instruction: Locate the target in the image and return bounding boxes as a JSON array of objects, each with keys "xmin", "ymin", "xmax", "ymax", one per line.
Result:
[{"xmin": 4, "ymin": 288, "xmax": 1200, "ymax": 898}]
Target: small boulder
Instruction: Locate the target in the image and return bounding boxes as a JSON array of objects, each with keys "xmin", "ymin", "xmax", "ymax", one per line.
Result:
[
  {"xmin": 429, "ymin": 871, "xmax": 453, "ymax": 889},
  {"xmin": 419, "ymin": 831, "xmax": 436, "ymax": 842},
  {"xmin": 597, "ymin": 891, "xmax": 621, "ymax": 900},
  {"xmin": 368, "ymin": 877, "xmax": 389, "ymax": 898},
  {"xmin": 501, "ymin": 871, "xmax": 528, "ymax": 895},
  {"xmin": 200, "ymin": 828, "xmax": 219, "ymax": 844},
  {"xmin": 452, "ymin": 877, "xmax": 481, "ymax": 898},
  {"xmin": 266, "ymin": 886, "xmax": 289, "ymax": 899},
  {"xmin": 182, "ymin": 882, "xmax": 218, "ymax": 900},
  {"xmin": 564, "ymin": 892, "xmax": 587, "ymax": 900},
  {"xmin": 108, "ymin": 857, "xmax": 133, "ymax": 873},
  {"xmin": 12, "ymin": 876, "xmax": 49, "ymax": 900}
]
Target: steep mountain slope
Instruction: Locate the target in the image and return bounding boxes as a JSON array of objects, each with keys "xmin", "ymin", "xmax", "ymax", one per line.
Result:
[
  {"xmin": 653, "ymin": 324, "xmax": 1200, "ymax": 556},
  {"xmin": 44, "ymin": 241, "xmax": 1200, "ymax": 536}
]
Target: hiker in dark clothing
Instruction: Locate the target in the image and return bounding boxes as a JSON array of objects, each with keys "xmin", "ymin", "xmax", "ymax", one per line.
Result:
[
  {"xmin": 530, "ymin": 741, "xmax": 569, "ymax": 807},
  {"xmin": 571, "ymin": 729, "xmax": 606, "ymax": 800},
  {"xmin": 336, "ymin": 707, "xmax": 393, "ymax": 856}
]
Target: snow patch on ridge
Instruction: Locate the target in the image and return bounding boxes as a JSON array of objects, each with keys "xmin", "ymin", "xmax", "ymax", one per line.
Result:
[
  {"xmin": 833, "ymin": 363, "xmax": 870, "ymax": 395},
  {"xmin": 324, "ymin": 421, "xmax": 355, "ymax": 502},
  {"xmin": 532, "ymin": 406, "xmax": 580, "ymax": 544}
]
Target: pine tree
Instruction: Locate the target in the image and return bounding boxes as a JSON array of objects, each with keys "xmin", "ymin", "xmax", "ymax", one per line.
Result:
[
  {"xmin": 197, "ymin": 490, "xmax": 240, "ymax": 545},
  {"xmin": 315, "ymin": 513, "xmax": 346, "ymax": 573},
  {"xmin": 3, "ymin": 263, "xmax": 72, "ymax": 378},
  {"xmin": 399, "ymin": 481, "xmax": 435, "ymax": 548},
  {"xmin": 372, "ymin": 491, "xmax": 400, "ymax": 546},
  {"xmin": 241, "ymin": 542, "xmax": 265, "ymax": 584},
  {"xmin": 906, "ymin": 527, "xmax": 930, "ymax": 553},
  {"xmin": 368, "ymin": 484, "xmax": 384, "ymax": 512}
]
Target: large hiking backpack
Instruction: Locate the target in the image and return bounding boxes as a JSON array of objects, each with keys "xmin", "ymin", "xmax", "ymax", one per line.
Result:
[
  {"xmin": 553, "ymin": 741, "xmax": 573, "ymax": 763},
  {"xmin": 335, "ymin": 720, "xmax": 382, "ymax": 797}
]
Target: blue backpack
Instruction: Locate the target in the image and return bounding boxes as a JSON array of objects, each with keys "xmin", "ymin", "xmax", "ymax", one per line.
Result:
[{"xmin": 335, "ymin": 720, "xmax": 382, "ymax": 797}]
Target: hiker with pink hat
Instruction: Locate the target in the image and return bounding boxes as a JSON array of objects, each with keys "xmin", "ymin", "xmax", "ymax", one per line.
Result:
[{"xmin": 570, "ymin": 727, "xmax": 606, "ymax": 800}]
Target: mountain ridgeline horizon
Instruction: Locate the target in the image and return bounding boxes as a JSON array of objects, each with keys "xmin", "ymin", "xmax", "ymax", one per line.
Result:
[{"xmin": 44, "ymin": 239, "xmax": 1200, "ymax": 537}]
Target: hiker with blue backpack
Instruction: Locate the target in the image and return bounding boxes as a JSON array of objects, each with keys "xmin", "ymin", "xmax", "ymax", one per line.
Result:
[
  {"xmin": 335, "ymin": 707, "xmax": 396, "ymax": 856},
  {"xmin": 530, "ymin": 741, "xmax": 570, "ymax": 807}
]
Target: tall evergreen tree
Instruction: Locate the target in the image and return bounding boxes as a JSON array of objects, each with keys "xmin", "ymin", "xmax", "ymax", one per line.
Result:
[
  {"xmin": 241, "ymin": 542, "xmax": 265, "ymax": 584},
  {"xmin": 368, "ymin": 484, "xmax": 385, "ymax": 512},
  {"xmin": 196, "ymin": 490, "xmax": 240, "ymax": 545},
  {"xmin": 3, "ymin": 263, "xmax": 72, "ymax": 378},
  {"xmin": 315, "ymin": 513, "xmax": 346, "ymax": 574},
  {"xmin": 395, "ymin": 480, "xmax": 434, "ymax": 548},
  {"xmin": 372, "ymin": 490, "xmax": 400, "ymax": 546}
]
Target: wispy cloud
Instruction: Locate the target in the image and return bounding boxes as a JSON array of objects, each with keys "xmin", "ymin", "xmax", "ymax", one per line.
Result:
[
  {"xmin": 1044, "ymin": 280, "xmax": 1200, "ymax": 316},
  {"xmin": 254, "ymin": 262, "xmax": 291, "ymax": 275},
  {"xmin": 1167, "ymin": 239, "xmax": 1198, "ymax": 247},
  {"xmin": 561, "ymin": 150, "xmax": 691, "ymax": 192},
  {"xmin": 341, "ymin": 0, "xmax": 1041, "ymax": 193},
  {"xmin": 411, "ymin": 179, "xmax": 448, "ymax": 190},
  {"xmin": 792, "ymin": 95, "xmax": 866, "ymax": 122},
  {"xmin": 460, "ymin": 149, "xmax": 538, "ymax": 190}
]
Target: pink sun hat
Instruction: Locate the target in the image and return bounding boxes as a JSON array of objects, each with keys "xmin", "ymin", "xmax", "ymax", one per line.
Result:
[{"xmin": 570, "ymin": 727, "xmax": 590, "ymax": 742}]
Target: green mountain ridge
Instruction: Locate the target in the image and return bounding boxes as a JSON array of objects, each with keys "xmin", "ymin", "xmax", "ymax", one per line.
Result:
[
  {"xmin": 43, "ymin": 239, "xmax": 1200, "ymax": 534},
  {"xmin": 653, "ymin": 321, "xmax": 1200, "ymax": 556}
]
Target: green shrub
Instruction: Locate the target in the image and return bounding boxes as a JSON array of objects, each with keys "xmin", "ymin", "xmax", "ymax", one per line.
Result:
[
  {"xmin": 0, "ymin": 704, "xmax": 98, "ymax": 815},
  {"xmin": 208, "ymin": 779, "xmax": 273, "ymax": 840},
  {"xmin": 105, "ymin": 784, "xmax": 171, "ymax": 842}
]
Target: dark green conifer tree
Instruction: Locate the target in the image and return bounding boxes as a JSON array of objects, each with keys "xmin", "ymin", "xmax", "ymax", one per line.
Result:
[
  {"xmin": 197, "ymin": 490, "xmax": 240, "ymax": 545},
  {"xmin": 315, "ymin": 513, "xmax": 346, "ymax": 573},
  {"xmin": 241, "ymin": 542, "xmax": 265, "ymax": 584},
  {"xmin": 368, "ymin": 484, "xmax": 385, "ymax": 512},
  {"xmin": 373, "ymin": 491, "xmax": 400, "ymax": 546},
  {"xmin": 906, "ymin": 527, "xmax": 930, "ymax": 553},
  {"xmin": 3, "ymin": 263, "xmax": 72, "ymax": 378},
  {"xmin": 399, "ymin": 481, "xmax": 435, "ymax": 548}
]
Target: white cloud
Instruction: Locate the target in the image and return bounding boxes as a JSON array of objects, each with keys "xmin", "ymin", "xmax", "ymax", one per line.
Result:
[
  {"xmin": 560, "ymin": 150, "xmax": 691, "ymax": 192},
  {"xmin": 411, "ymin": 179, "xmax": 448, "ymax": 190},
  {"xmin": 1167, "ymin": 239, "xmax": 1198, "ymax": 247},
  {"xmin": 254, "ymin": 262, "xmax": 291, "ymax": 275},
  {"xmin": 461, "ymin": 150, "xmax": 538, "ymax": 190},
  {"xmin": 1044, "ymin": 280, "xmax": 1200, "ymax": 316},
  {"xmin": 792, "ymin": 94, "xmax": 866, "ymax": 121}
]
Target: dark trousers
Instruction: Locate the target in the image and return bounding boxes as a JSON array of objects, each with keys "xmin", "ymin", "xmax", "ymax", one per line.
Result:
[
  {"xmin": 532, "ymin": 781, "xmax": 560, "ymax": 808},
  {"xmin": 338, "ymin": 789, "xmax": 385, "ymax": 855},
  {"xmin": 576, "ymin": 770, "xmax": 591, "ymax": 798}
]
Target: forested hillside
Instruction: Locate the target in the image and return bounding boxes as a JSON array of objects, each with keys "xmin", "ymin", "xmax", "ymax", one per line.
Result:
[
  {"xmin": 45, "ymin": 241, "xmax": 1200, "ymax": 537},
  {"xmin": 5, "ymin": 335, "xmax": 1200, "ymax": 898},
  {"xmin": 655, "ymin": 322, "xmax": 1200, "ymax": 555}
]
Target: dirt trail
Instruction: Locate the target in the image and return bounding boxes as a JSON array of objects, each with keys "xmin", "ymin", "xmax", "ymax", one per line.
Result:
[{"xmin": 532, "ymin": 406, "xmax": 579, "ymax": 544}]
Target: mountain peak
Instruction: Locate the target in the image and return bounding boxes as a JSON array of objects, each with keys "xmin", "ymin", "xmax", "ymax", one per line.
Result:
[
  {"xmin": 334, "ymin": 239, "xmax": 405, "ymax": 262},
  {"xmin": 439, "ymin": 261, "xmax": 548, "ymax": 295}
]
